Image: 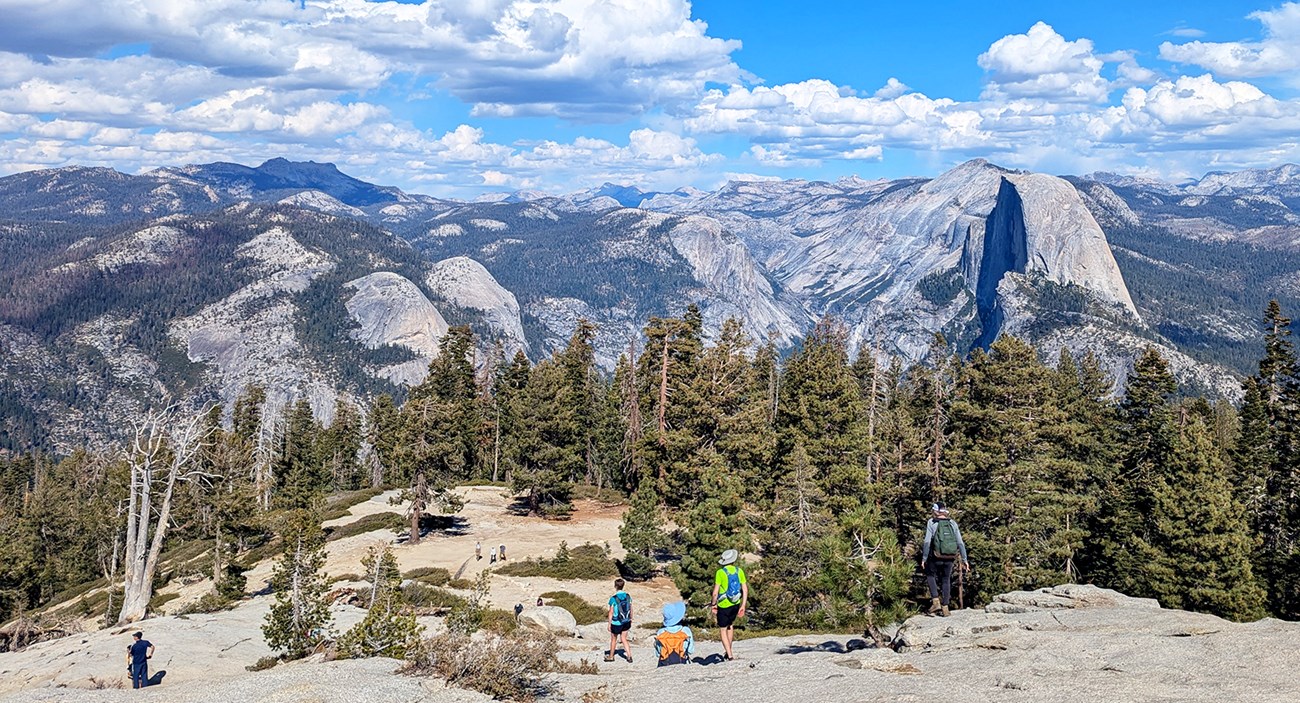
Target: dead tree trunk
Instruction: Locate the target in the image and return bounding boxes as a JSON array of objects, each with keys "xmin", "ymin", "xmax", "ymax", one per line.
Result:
[{"xmin": 118, "ymin": 406, "xmax": 212, "ymax": 624}]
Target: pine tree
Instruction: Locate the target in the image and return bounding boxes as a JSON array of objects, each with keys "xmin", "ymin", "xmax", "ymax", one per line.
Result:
[
  {"xmin": 672, "ymin": 447, "xmax": 752, "ymax": 610},
  {"xmin": 367, "ymin": 394, "xmax": 401, "ymax": 488},
  {"xmin": 1132, "ymin": 413, "xmax": 1266, "ymax": 620},
  {"xmin": 1092, "ymin": 346, "xmax": 1178, "ymax": 594},
  {"xmin": 337, "ymin": 545, "xmax": 421, "ymax": 658},
  {"xmin": 263, "ymin": 510, "xmax": 332, "ymax": 659},
  {"xmin": 753, "ymin": 443, "xmax": 831, "ymax": 627},
  {"xmin": 319, "ymin": 399, "xmax": 362, "ymax": 491},
  {"xmin": 817, "ymin": 504, "xmax": 912, "ymax": 643},
  {"xmin": 777, "ymin": 318, "xmax": 869, "ymax": 512},
  {"xmin": 618, "ymin": 483, "xmax": 667, "ymax": 578},
  {"xmin": 276, "ymin": 398, "xmax": 325, "ymax": 511},
  {"xmin": 946, "ymin": 336, "xmax": 1094, "ymax": 600}
]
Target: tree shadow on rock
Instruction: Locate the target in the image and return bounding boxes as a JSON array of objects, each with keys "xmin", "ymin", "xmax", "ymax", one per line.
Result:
[{"xmin": 775, "ymin": 639, "xmax": 871, "ymax": 655}]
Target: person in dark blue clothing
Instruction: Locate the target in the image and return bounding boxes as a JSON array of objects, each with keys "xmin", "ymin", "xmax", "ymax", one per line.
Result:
[{"xmin": 126, "ymin": 631, "xmax": 154, "ymax": 689}]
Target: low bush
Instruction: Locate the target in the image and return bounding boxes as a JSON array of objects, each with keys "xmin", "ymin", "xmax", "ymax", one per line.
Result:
[
  {"xmin": 324, "ymin": 512, "xmax": 405, "ymax": 541},
  {"xmin": 480, "ymin": 608, "xmax": 519, "ymax": 635},
  {"xmin": 402, "ymin": 583, "xmax": 467, "ymax": 610},
  {"xmin": 246, "ymin": 656, "xmax": 280, "ymax": 672},
  {"xmin": 332, "ymin": 573, "xmax": 363, "ymax": 583},
  {"xmin": 175, "ymin": 591, "xmax": 235, "ymax": 615},
  {"xmin": 538, "ymin": 591, "xmax": 607, "ymax": 625},
  {"xmin": 446, "ymin": 578, "xmax": 475, "ymax": 590},
  {"xmin": 148, "ymin": 593, "xmax": 179, "ymax": 612},
  {"xmin": 496, "ymin": 542, "xmax": 618, "ymax": 581},
  {"xmin": 405, "ymin": 629, "xmax": 574, "ymax": 699},
  {"xmin": 322, "ymin": 488, "xmax": 385, "ymax": 521},
  {"xmin": 403, "ymin": 567, "xmax": 451, "ymax": 586}
]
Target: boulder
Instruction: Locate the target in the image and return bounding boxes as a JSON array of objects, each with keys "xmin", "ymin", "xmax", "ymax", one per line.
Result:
[{"xmin": 518, "ymin": 606, "xmax": 577, "ymax": 637}]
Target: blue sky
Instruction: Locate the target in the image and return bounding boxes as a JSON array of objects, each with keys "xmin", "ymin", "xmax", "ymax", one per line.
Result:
[{"xmin": 0, "ymin": 1, "xmax": 1297, "ymax": 196}]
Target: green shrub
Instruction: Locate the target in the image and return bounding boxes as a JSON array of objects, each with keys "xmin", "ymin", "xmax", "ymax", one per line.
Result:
[
  {"xmin": 538, "ymin": 591, "xmax": 607, "ymax": 625},
  {"xmin": 246, "ymin": 656, "xmax": 280, "ymax": 672},
  {"xmin": 402, "ymin": 584, "xmax": 467, "ymax": 610},
  {"xmin": 322, "ymin": 488, "xmax": 384, "ymax": 521},
  {"xmin": 446, "ymin": 578, "xmax": 474, "ymax": 590},
  {"xmin": 176, "ymin": 591, "xmax": 236, "ymax": 615},
  {"xmin": 480, "ymin": 608, "xmax": 520, "ymax": 635},
  {"xmin": 405, "ymin": 630, "xmax": 561, "ymax": 698},
  {"xmin": 403, "ymin": 567, "xmax": 451, "ymax": 586},
  {"xmin": 333, "ymin": 573, "xmax": 363, "ymax": 583},
  {"xmin": 148, "ymin": 593, "xmax": 179, "ymax": 612},
  {"xmin": 496, "ymin": 542, "xmax": 617, "ymax": 581},
  {"xmin": 324, "ymin": 512, "xmax": 405, "ymax": 541}
]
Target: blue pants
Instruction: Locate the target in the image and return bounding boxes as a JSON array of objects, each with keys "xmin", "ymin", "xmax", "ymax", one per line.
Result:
[{"xmin": 131, "ymin": 661, "xmax": 148, "ymax": 689}]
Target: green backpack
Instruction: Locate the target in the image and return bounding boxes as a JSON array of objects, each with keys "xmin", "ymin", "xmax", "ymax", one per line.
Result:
[{"xmin": 933, "ymin": 519, "xmax": 960, "ymax": 560}]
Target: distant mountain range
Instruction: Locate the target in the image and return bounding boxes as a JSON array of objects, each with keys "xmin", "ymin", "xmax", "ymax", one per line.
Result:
[{"xmin": 1, "ymin": 157, "xmax": 1297, "ymax": 452}]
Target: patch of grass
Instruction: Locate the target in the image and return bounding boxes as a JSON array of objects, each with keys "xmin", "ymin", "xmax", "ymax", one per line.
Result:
[
  {"xmin": 148, "ymin": 592, "xmax": 180, "ymax": 612},
  {"xmin": 246, "ymin": 656, "xmax": 280, "ymax": 672},
  {"xmin": 37, "ymin": 577, "xmax": 108, "ymax": 614},
  {"xmin": 402, "ymin": 584, "xmax": 467, "ymax": 610},
  {"xmin": 332, "ymin": 573, "xmax": 363, "ymax": 583},
  {"xmin": 496, "ymin": 542, "xmax": 618, "ymax": 581},
  {"xmin": 538, "ymin": 591, "xmax": 607, "ymax": 625},
  {"xmin": 403, "ymin": 567, "xmax": 451, "ymax": 586},
  {"xmin": 446, "ymin": 578, "xmax": 475, "ymax": 590},
  {"xmin": 480, "ymin": 608, "xmax": 520, "ymax": 635},
  {"xmin": 324, "ymin": 512, "xmax": 405, "ymax": 541},
  {"xmin": 175, "ymin": 591, "xmax": 236, "ymax": 615},
  {"xmin": 322, "ymin": 487, "xmax": 384, "ymax": 521}
]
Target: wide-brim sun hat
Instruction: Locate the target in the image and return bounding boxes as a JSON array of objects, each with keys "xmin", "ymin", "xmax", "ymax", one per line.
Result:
[
  {"xmin": 718, "ymin": 549, "xmax": 739, "ymax": 566},
  {"xmin": 662, "ymin": 601, "xmax": 686, "ymax": 627}
]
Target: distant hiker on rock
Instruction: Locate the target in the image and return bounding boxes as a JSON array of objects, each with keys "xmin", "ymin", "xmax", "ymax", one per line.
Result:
[
  {"xmin": 606, "ymin": 577, "xmax": 633, "ymax": 663},
  {"xmin": 654, "ymin": 601, "xmax": 694, "ymax": 666},
  {"xmin": 490, "ymin": 548, "xmax": 497, "ymax": 565},
  {"xmin": 475, "ymin": 541, "xmax": 482, "ymax": 561},
  {"xmin": 499, "ymin": 543, "xmax": 507, "ymax": 560},
  {"xmin": 536, "ymin": 596, "xmax": 544, "ymax": 607},
  {"xmin": 711, "ymin": 549, "xmax": 748, "ymax": 661},
  {"xmin": 125, "ymin": 631, "xmax": 153, "ymax": 689},
  {"xmin": 921, "ymin": 502, "xmax": 969, "ymax": 617},
  {"xmin": 514, "ymin": 603, "xmax": 524, "ymax": 620}
]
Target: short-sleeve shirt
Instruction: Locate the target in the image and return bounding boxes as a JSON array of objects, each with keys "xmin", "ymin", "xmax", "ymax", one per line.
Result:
[
  {"xmin": 714, "ymin": 565, "xmax": 747, "ymax": 608},
  {"xmin": 608, "ymin": 591, "xmax": 631, "ymax": 625},
  {"xmin": 129, "ymin": 640, "xmax": 151, "ymax": 665}
]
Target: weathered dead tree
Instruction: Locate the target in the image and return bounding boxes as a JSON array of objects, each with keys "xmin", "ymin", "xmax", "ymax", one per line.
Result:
[{"xmin": 117, "ymin": 405, "xmax": 214, "ymax": 624}]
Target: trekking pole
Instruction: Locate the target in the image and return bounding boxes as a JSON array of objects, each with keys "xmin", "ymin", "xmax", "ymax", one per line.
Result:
[{"xmin": 957, "ymin": 563, "xmax": 965, "ymax": 611}]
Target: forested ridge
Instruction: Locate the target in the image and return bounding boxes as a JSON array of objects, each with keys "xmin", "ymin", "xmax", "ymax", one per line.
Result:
[{"xmin": 3, "ymin": 300, "xmax": 1298, "ymax": 635}]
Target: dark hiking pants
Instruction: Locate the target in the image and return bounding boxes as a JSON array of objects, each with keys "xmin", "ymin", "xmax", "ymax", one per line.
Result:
[
  {"xmin": 131, "ymin": 662, "xmax": 148, "ymax": 689},
  {"xmin": 926, "ymin": 559, "xmax": 955, "ymax": 605}
]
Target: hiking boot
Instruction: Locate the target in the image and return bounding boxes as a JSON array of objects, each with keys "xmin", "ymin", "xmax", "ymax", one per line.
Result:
[
  {"xmin": 626, "ymin": 654, "xmax": 633, "ymax": 663},
  {"xmin": 928, "ymin": 598, "xmax": 942, "ymax": 615},
  {"xmin": 603, "ymin": 654, "xmax": 615, "ymax": 662},
  {"xmin": 940, "ymin": 605, "xmax": 950, "ymax": 617}
]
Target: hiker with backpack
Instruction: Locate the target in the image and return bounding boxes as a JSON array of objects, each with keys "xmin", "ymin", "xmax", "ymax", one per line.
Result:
[
  {"xmin": 606, "ymin": 578, "xmax": 633, "ymax": 663},
  {"xmin": 921, "ymin": 502, "xmax": 969, "ymax": 617},
  {"xmin": 654, "ymin": 601, "xmax": 695, "ymax": 666},
  {"xmin": 711, "ymin": 549, "xmax": 747, "ymax": 661}
]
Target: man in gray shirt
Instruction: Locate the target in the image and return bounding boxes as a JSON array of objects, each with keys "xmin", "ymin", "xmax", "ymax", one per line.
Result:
[{"xmin": 921, "ymin": 503, "xmax": 969, "ymax": 617}]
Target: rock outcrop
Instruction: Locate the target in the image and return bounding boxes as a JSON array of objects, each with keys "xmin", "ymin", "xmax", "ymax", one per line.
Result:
[
  {"xmin": 517, "ymin": 605, "xmax": 578, "ymax": 637},
  {"xmin": 425, "ymin": 257, "xmax": 528, "ymax": 355},
  {"xmin": 344, "ymin": 272, "xmax": 450, "ymax": 386}
]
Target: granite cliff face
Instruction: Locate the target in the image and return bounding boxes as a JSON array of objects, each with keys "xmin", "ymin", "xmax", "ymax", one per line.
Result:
[{"xmin": 425, "ymin": 256, "xmax": 527, "ymax": 356}]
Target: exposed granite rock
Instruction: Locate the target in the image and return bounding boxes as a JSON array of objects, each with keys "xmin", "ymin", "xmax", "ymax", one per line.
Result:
[{"xmin": 344, "ymin": 272, "xmax": 449, "ymax": 386}]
